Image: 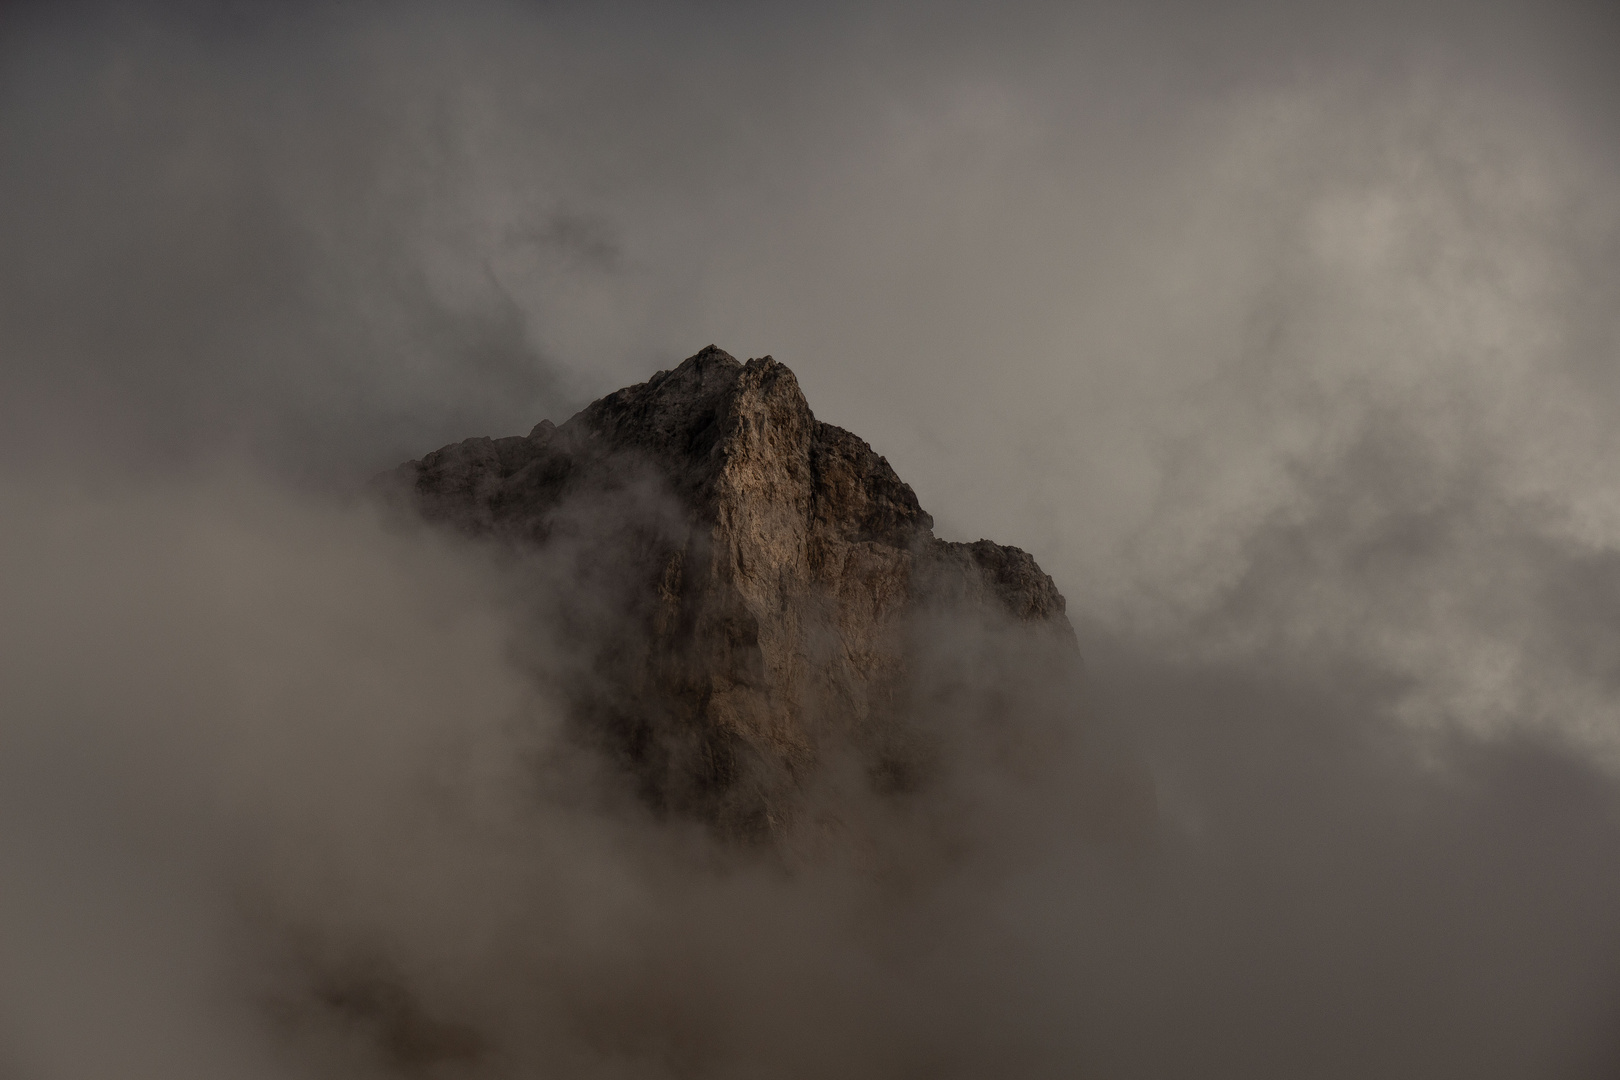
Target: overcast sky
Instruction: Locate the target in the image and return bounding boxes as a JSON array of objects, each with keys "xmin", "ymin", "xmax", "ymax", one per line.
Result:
[{"xmin": 3, "ymin": 2, "xmax": 1620, "ymax": 1077}]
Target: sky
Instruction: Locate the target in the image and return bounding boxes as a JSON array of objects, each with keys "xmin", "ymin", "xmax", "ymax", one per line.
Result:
[{"xmin": 2, "ymin": 1, "xmax": 1620, "ymax": 1077}]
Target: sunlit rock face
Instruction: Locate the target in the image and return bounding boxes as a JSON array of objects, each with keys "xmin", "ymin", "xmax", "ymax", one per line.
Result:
[{"xmin": 386, "ymin": 346, "xmax": 1077, "ymax": 840}]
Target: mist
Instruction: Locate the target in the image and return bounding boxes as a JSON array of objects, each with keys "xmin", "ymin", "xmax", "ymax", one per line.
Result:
[{"xmin": 3, "ymin": 1, "xmax": 1620, "ymax": 1076}]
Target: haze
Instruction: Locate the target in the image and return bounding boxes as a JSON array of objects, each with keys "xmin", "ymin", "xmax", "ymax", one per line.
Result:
[{"xmin": 2, "ymin": 2, "xmax": 1619, "ymax": 1077}]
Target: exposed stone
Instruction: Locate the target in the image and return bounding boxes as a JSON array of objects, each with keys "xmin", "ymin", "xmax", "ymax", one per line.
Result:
[{"xmin": 383, "ymin": 346, "xmax": 1077, "ymax": 840}]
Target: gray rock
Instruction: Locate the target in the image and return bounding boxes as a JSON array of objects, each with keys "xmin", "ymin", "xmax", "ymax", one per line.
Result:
[{"xmin": 383, "ymin": 346, "xmax": 1078, "ymax": 841}]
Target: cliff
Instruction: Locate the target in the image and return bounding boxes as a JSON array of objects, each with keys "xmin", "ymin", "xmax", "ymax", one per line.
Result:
[{"xmin": 384, "ymin": 346, "xmax": 1077, "ymax": 840}]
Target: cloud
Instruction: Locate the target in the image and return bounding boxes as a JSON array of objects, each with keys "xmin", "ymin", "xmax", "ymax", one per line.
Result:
[
  {"xmin": 4, "ymin": 463, "xmax": 1616, "ymax": 1078},
  {"xmin": 3, "ymin": 1, "xmax": 1620, "ymax": 1076}
]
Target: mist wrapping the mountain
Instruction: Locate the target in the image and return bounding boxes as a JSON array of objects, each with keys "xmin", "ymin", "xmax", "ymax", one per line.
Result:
[{"xmin": 3, "ymin": 2, "xmax": 1620, "ymax": 1077}]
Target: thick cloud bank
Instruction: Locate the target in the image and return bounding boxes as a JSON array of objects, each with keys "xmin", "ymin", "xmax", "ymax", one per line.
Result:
[{"xmin": 3, "ymin": 2, "xmax": 1620, "ymax": 1077}]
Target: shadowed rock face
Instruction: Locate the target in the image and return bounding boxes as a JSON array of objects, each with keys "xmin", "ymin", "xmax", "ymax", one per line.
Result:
[{"xmin": 385, "ymin": 346, "xmax": 1077, "ymax": 840}]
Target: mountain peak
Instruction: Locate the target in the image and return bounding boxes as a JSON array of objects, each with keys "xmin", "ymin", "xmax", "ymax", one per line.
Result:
[{"xmin": 385, "ymin": 347, "xmax": 1075, "ymax": 840}]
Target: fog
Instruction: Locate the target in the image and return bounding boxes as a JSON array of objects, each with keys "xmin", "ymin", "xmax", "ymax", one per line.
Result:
[{"xmin": 2, "ymin": 1, "xmax": 1619, "ymax": 1076}]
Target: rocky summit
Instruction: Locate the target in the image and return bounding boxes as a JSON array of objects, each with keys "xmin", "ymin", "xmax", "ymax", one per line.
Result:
[{"xmin": 384, "ymin": 346, "xmax": 1078, "ymax": 841}]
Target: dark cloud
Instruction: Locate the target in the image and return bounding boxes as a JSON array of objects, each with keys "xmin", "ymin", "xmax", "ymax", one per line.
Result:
[{"xmin": 3, "ymin": 1, "xmax": 1620, "ymax": 1077}]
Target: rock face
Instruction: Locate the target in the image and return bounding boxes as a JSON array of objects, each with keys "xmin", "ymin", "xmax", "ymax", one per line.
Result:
[{"xmin": 385, "ymin": 346, "xmax": 1076, "ymax": 839}]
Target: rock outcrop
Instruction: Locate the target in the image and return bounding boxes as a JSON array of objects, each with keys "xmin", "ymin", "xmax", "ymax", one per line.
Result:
[{"xmin": 384, "ymin": 346, "xmax": 1077, "ymax": 840}]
